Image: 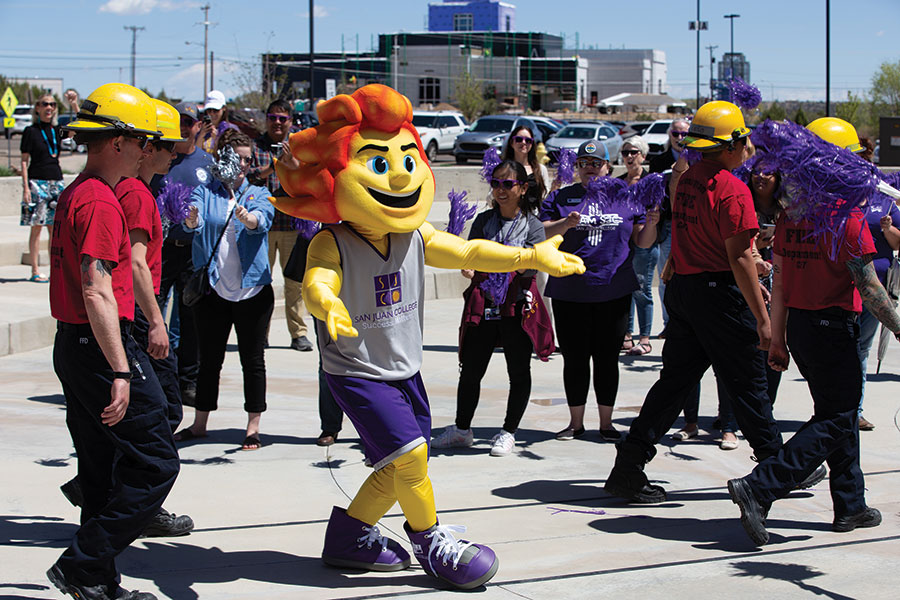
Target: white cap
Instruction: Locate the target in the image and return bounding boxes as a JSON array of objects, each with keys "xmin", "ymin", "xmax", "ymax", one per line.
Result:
[{"xmin": 203, "ymin": 90, "xmax": 226, "ymax": 111}]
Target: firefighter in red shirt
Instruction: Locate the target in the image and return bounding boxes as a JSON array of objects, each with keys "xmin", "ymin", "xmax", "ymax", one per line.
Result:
[
  {"xmin": 727, "ymin": 118, "xmax": 900, "ymax": 546},
  {"xmin": 604, "ymin": 101, "xmax": 825, "ymax": 503},
  {"xmin": 47, "ymin": 83, "xmax": 179, "ymax": 600}
]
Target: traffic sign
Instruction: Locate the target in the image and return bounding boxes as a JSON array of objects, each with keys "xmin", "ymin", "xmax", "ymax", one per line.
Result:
[
  {"xmin": 1, "ymin": 87, "xmax": 18, "ymax": 118},
  {"xmin": 3, "ymin": 117, "xmax": 14, "ymax": 128}
]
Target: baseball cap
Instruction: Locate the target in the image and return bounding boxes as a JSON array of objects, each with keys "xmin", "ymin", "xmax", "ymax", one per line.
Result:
[
  {"xmin": 174, "ymin": 102, "xmax": 199, "ymax": 122},
  {"xmin": 577, "ymin": 140, "xmax": 609, "ymax": 161},
  {"xmin": 203, "ymin": 90, "xmax": 226, "ymax": 111}
]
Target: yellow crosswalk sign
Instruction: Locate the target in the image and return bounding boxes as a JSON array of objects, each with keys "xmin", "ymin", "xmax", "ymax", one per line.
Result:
[{"xmin": 1, "ymin": 87, "xmax": 19, "ymax": 118}]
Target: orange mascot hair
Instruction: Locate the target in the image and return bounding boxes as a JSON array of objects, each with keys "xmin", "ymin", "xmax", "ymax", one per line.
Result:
[{"xmin": 272, "ymin": 84, "xmax": 427, "ymax": 223}]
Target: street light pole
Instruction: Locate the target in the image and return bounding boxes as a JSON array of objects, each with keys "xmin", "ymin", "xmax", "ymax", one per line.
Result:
[
  {"xmin": 309, "ymin": 0, "xmax": 315, "ymax": 103},
  {"xmin": 724, "ymin": 14, "xmax": 740, "ymax": 81},
  {"xmin": 706, "ymin": 44, "xmax": 718, "ymax": 100},
  {"xmin": 825, "ymin": 0, "xmax": 831, "ymax": 115},
  {"xmin": 199, "ymin": 4, "xmax": 211, "ymax": 100}
]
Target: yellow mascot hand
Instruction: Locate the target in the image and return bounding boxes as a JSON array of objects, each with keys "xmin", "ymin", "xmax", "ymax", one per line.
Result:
[
  {"xmin": 324, "ymin": 300, "xmax": 359, "ymax": 340},
  {"xmin": 302, "ymin": 232, "xmax": 359, "ymax": 340},
  {"xmin": 521, "ymin": 235, "xmax": 585, "ymax": 277}
]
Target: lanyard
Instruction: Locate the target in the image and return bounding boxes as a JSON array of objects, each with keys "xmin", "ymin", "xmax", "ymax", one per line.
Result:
[
  {"xmin": 493, "ymin": 210, "xmax": 522, "ymax": 247},
  {"xmin": 40, "ymin": 126, "xmax": 58, "ymax": 157}
]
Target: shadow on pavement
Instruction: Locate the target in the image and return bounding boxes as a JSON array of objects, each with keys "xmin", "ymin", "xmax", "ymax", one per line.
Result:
[
  {"xmin": 0, "ymin": 515, "xmax": 74, "ymax": 549},
  {"xmin": 730, "ymin": 560, "xmax": 856, "ymax": 599},
  {"xmin": 124, "ymin": 541, "xmax": 438, "ymax": 599},
  {"xmin": 588, "ymin": 514, "xmax": 814, "ymax": 552}
]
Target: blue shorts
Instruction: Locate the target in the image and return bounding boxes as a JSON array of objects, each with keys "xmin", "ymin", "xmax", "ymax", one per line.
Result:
[{"xmin": 324, "ymin": 372, "xmax": 430, "ymax": 470}]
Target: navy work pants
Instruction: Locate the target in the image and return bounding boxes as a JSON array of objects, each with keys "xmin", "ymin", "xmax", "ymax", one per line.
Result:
[
  {"xmin": 745, "ymin": 308, "xmax": 867, "ymax": 517},
  {"xmin": 158, "ymin": 240, "xmax": 199, "ymax": 388},
  {"xmin": 615, "ymin": 272, "xmax": 784, "ymax": 471},
  {"xmin": 53, "ymin": 322, "xmax": 179, "ymax": 588},
  {"xmin": 133, "ymin": 305, "xmax": 183, "ymax": 432}
]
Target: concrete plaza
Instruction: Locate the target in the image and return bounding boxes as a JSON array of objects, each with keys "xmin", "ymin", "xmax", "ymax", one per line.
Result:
[{"xmin": 1, "ymin": 266, "xmax": 899, "ymax": 598}]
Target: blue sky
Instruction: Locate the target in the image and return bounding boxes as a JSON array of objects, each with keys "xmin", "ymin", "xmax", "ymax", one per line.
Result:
[{"xmin": 2, "ymin": 0, "xmax": 898, "ymax": 105}]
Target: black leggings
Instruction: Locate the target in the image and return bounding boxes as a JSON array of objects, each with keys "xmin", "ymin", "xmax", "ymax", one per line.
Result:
[
  {"xmin": 194, "ymin": 285, "xmax": 274, "ymax": 413},
  {"xmin": 553, "ymin": 295, "xmax": 631, "ymax": 408},
  {"xmin": 456, "ymin": 307, "xmax": 534, "ymax": 433}
]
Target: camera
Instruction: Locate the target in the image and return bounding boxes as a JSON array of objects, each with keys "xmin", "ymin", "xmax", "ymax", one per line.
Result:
[
  {"xmin": 201, "ymin": 112, "xmax": 212, "ymax": 125},
  {"xmin": 271, "ymin": 144, "xmax": 283, "ymax": 159}
]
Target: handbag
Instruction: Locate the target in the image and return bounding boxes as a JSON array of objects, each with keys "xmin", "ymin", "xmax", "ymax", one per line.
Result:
[{"xmin": 182, "ymin": 206, "xmax": 235, "ymax": 307}]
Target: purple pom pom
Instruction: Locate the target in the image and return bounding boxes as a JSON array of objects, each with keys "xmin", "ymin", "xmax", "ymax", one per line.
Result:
[
  {"xmin": 556, "ymin": 148, "xmax": 577, "ymax": 184},
  {"xmin": 446, "ymin": 188, "xmax": 477, "ymax": 236},
  {"xmin": 582, "ymin": 176, "xmax": 627, "ymax": 210},
  {"xmin": 481, "ymin": 147, "xmax": 502, "ymax": 182},
  {"xmin": 618, "ymin": 173, "xmax": 666, "ymax": 211},
  {"xmin": 156, "ymin": 182, "xmax": 192, "ymax": 223},
  {"xmin": 479, "ymin": 271, "xmax": 512, "ymax": 306},
  {"xmin": 292, "ymin": 218, "xmax": 321, "ymax": 240},
  {"xmin": 681, "ymin": 147, "xmax": 703, "ymax": 165},
  {"xmin": 729, "ymin": 77, "xmax": 762, "ymax": 111},
  {"xmin": 751, "ymin": 119, "xmax": 886, "ymax": 258}
]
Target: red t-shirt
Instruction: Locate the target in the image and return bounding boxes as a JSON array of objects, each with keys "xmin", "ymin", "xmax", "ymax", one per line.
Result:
[
  {"xmin": 774, "ymin": 209, "xmax": 875, "ymax": 312},
  {"xmin": 671, "ymin": 159, "xmax": 759, "ymax": 275},
  {"xmin": 116, "ymin": 177, "xmax": 163, "ymax": 294},
  {"xmin": 49, "ymin": 174, "xmax": 134, "ymax": 324}
]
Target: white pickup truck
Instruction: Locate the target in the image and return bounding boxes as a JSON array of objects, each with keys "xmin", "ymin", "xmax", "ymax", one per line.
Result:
[{"xmin": 412, "ymin": 111, "xmax": 468, "ymax": 162}]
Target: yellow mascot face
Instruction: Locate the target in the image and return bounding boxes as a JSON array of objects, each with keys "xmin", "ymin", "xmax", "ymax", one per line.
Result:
[{"xmin": 333, "ymin": 127, "xmax": 435, "ymax": 235}]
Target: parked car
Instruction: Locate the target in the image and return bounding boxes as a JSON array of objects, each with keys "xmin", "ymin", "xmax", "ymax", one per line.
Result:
[
  {"xmin": 544, "ymin": 122, "xmax": 624, "ymax": 164},
  {"xmin": 453, "ymin": 115, "xmax": 546, "ymax": 164},
  {"xmin": 874, "ymin": 141, "xmax": 880, "ymax": 165},
  {"xmin": 527, "ymin": 115, "xmax": 565, "ymax": 146},
  {"xmin": 56, "ymin": 114, "xmax": 85, "ymax": 153},
  {"xmin": 412, "ymin": 110, "xmax": 468, "ymax": 161},
  {"xmin": 12, "ymin": 104, "xmax": 32, "ymax": 135},
  {"xmin": 643, "ymin": 119, "xmax": 673, "ymax": 157},
  {"xmin": 619, "ymin": 121, "xmax": 653, "ymax": 139}
]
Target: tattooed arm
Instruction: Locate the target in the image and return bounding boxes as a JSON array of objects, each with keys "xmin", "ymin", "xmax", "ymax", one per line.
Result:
[
  {"xmin": 846, "ymin": 255, "xmax": 900, "ymax": 339},
  {"xmin": 82, "ymin": 254, "xmax": 131, "ymax": 425}
]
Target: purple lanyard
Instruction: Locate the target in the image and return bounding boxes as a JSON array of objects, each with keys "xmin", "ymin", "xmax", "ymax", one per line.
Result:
[{"xmin": 493, "ymin": 210, "xmax": 522, "ymax": 247}]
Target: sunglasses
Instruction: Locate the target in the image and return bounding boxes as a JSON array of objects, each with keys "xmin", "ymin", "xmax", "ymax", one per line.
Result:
[
  {"xmin": 123, "ymin": 134, "xmax": 150, "ymax": 150},
  {"xmin": 153, "ymin": 140, "xmax": 176, "ymax": 152},
  {"xmin": 671, "ymin": 131, "xmax": 689, "ymax": 138},
  {"xmin": 267, "ymin": 113, "xmax": 290, "ymax": 123},
  {"xmin": 512, "ymin": 135, "xmax": 533, "ymax": 146},
  {"xmin": 576, "ymin": 158, "xmax": 606, "ymax": 169},
  {"xmin": 621, "ymin": 149, "xmax": 641, "ymax": 157},
  {"xmin": 237, "ymin": 154, "xmax": 253, "ymax": 165},
  {"xmin": 489, "ymin": 178, "xmax": 523, "ymax": 190},
  {"xmin": 39, "ymin": 101, "xmax": 57, "ymax": 108}
]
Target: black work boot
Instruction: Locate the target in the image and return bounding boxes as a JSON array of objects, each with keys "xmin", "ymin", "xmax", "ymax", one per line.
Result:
[
  {"xmin": 141, "ymin": 508, "xmax": 194, "ymax": 538},
  {"xmin": 727, "ymin": 477, "xmax": 769, "ymax": 546}
]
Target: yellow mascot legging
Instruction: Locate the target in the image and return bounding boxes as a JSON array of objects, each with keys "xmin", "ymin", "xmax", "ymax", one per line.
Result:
[{"xmin": 346, "ymin": 442, "xmax": 436, "ymax": 532}]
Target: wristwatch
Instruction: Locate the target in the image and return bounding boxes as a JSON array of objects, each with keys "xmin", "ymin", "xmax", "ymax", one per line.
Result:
[{"xmin": 113, "ymin": 371, "xmax": 132, "ymax": 381}]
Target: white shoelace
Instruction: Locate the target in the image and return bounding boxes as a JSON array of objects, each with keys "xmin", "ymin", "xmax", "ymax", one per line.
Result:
[
  {"xmin": 425, "ymin": 524, "xmax": 473, "ymax": 571},
  {"xmin": 357, "ymin": 525, "xmax": 388, "ymax": 552}
]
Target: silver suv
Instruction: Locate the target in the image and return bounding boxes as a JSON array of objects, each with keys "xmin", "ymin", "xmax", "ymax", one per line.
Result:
[{"xmin": 412, "ymin": 111, "xmax": 468, "ymax": 162}]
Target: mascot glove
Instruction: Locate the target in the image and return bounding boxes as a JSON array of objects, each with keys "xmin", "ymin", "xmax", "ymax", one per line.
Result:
[
  {"xmin": 323, "ymin": 298, "xmax": 359, "ymax": 340},
  {"xmin": 521, "ymin": 235, "xmax": 585, "ymax": 277}
]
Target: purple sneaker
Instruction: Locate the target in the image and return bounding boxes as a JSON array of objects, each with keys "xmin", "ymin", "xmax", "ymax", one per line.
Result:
[
  {"xmin": 321, "ymin": 506, "xmax": 411, "ymax": 572},
  {"xmin": 404, "ymin": 521, "xmax": 499, "ymax": 590}
]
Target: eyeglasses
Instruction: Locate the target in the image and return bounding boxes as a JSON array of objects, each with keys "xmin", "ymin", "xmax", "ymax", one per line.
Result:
[
  {"xmin": 512, "ymin": 135, "xmax": 533, "ymax": 146},
  {"xmin": 489, "ymin": 178, "xmax": 523, "ymax": 190},
  {"xmin": 576, "ymin": 158, "xmax": 606, "ymax": 169},
  {"xmin": 670, "ymin": 131, "xmax": 689, "ymax": 139},
  {"xmin": 126, "ymin": 134, "xmax": 149, "ymax": 149},
  {"xmin": 237, "ymin": 154, "xmax": 253, "ymax": 165},
  {"xmin": 39, "ymin": 101, "xmax": 57, "ymax": 108},
  {"xmin": 267, "ymin": 113, "xmax": 290, "ymax": 124},
  {"xmin": 621, "ymin": 149, "xmax": 641, "ymax": 157}
]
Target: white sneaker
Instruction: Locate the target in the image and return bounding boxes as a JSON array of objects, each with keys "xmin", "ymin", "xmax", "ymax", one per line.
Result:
[
  {"xmin": 431, "ymin": 425, "xmax": 474, "ymax": 449},
  {"xmin": 489, "ymin": 430, "xmax": 515, "ymax": 456}
]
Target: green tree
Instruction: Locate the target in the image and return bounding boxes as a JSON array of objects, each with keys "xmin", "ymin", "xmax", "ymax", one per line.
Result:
[
  {"xmin": 835, "ymin": 91, "xmax": 865, "ymax": 129},
  {"xmin": 760, "ymin": 101, "xmax": 786, "ymax": 121},
  {"xmin": 870, "ymin": 59, "xmax": 900, "ymax": 116},
  {"xmin": 792, "ymin": 106, "xmax": 809, "ymax": 126},
  {"xmin": 455, "ymin": 72, "xmax": 489, "ymax": 123}
]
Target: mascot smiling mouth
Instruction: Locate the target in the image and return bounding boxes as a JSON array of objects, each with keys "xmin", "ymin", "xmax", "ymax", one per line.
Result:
[{"xmin": 367, "ymin": 186, "xmax": 421, "ymax": 209}]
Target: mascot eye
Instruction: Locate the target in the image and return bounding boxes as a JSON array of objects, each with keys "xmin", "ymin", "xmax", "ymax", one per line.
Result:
[
  {"xmin": 368, "ymin": 156, "xmax": 389, "ymax": 175},
  {"xmin": 403, "ymin": 155, "xmax": 416, "ymax": 174}
]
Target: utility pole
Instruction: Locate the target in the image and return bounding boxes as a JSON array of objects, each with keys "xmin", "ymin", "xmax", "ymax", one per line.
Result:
[
  {"xmin": 825, "ymin": 0, "xmax": 831, "ymax": 115},
  {"xmin": 200, "ymin": 4, "xmax": 211, "ymax": 99},
  {"xmin": 688, "ymin": 1, "xmax": 707, "ymax": 110},
  {"xmin": 724, "ymin": 14, "xmax": 740, "ymax": 81},
  {"xmin": 124, "ymin": 25, "xmax": 145, "ymax": 87},
  {"xmin": 706, "ymin": 44, "xmax": 718, "ymax": 101},
  {"xmin": 210, "ymin": 50, "xmax": 215, "ymax": 90},
  {"xmin": 309, "ymin": 0, "xmax": 315, "ymax": 102}
]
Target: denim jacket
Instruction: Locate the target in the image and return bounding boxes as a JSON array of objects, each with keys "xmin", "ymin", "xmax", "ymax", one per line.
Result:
[{"xmin": 185, "ymin": 179, "xmax": 274, "ymax": 289}]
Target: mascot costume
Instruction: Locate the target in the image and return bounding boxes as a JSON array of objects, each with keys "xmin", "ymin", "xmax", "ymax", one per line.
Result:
[{"xmin": 271, "ymin": 84, "xmax": 584, "ymax": 590}]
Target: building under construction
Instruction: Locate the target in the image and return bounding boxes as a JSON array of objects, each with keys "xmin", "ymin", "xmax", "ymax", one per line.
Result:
[{"xmin": 262, "ymin": 32, "xmax": 667, "ymax": 113}]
